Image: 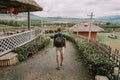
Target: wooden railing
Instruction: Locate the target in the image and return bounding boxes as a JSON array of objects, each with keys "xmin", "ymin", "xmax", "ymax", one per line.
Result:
[{"xmin": 0, "ymin": 30, "xmax": 41, "ymax": 56}]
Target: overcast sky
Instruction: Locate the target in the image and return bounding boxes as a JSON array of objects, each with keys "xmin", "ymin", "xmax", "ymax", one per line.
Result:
[{"xmin": 33, "ymin": 0, "xmax": 120, "ymax": 18}]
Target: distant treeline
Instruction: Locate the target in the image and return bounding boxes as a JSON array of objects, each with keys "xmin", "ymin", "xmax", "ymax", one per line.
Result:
[
  {"xmin": 95, "ymin": 22, "xmax": 120, "ymax": 28},
  {"xmin": 95, "ymin": 22, "xmax": 120, "ymax": 32},
  {"xmin": 0, "ymin": 20, "xmax": 22, "ymax": 27},
  {"xmin": 0, "ymin": 19, "xmax": 75, "ymax": 28}
]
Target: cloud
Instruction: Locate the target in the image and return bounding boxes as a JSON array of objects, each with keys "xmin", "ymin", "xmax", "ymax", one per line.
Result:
[{"xmin": 34, "ymin": 0, "xmax": 120, "ymax": 18}]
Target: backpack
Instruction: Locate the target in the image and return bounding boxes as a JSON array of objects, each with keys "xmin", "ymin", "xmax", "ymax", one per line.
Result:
[{"xmin": 54, "ymin": 34, "xmax": 65, "ymax": 47}]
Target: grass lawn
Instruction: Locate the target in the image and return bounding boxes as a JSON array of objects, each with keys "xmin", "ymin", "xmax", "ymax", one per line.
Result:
[{"xmin": 97, "ymin": 33, "xmax": 120, "ymax": 50}]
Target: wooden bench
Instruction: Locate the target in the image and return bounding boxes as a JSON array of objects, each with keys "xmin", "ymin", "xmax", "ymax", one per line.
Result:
[{"xmin": 0, "ymin": 52, "xmax": 18, "ymax": 67}]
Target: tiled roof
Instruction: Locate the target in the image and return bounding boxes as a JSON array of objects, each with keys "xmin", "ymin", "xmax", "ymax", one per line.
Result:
[{"xmin": 70, "ymin": 24, "xmax": 104, "ymax": 32}]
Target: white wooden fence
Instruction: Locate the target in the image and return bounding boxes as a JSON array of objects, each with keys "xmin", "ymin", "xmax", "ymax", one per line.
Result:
[{"xmin": 0, "ymin": 30, "xmax": 37, "ymax": 56}]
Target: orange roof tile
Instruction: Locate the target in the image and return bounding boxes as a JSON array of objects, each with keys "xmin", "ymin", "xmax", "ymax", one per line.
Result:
[{"xmin": 70, "ymin": 24, "xmax": 104, "ymax": 32}]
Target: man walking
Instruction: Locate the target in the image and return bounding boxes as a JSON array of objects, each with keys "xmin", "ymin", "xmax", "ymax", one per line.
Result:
[{"xmin": 53, "ymin": 27, "xmax": 66, "ymax": 70}]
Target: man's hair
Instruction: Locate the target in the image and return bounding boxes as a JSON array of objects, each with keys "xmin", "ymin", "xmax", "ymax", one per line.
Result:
[{"xmin": 57, "ymin": 27, "xmax": 62, "ymax": 32}]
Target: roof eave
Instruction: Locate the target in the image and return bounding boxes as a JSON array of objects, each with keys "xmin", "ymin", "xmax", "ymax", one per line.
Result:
[{"xmin": 0, "ymin": 0, "xmax": 43, "ymax": 13}]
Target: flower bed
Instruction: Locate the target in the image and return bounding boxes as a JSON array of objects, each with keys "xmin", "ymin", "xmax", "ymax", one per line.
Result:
[{"xmin": 66, "ymin": 34, "xmax": 114, "ymax": 78}]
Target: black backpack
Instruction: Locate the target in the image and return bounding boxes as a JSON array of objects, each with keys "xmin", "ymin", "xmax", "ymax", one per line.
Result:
[{"xmin": 54, "ymin": 34, "xmax": 65, "ymax": 47}]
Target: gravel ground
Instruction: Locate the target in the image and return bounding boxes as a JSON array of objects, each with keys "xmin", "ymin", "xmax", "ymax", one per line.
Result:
[{"xmin": 0, "ymin": 41, "xmax": 92, "ymax": 80}]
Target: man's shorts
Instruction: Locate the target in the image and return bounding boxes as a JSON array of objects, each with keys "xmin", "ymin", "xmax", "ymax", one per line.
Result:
[{"xmin": 56, "ymin": 47, "xmax": 64, "ymax": 56}]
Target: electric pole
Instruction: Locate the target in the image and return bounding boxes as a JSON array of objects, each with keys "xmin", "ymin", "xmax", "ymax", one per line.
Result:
[
  {"xmin": 41, "ymin": 20, "xmax": 45, "ymax": 36},
  {"xmin": 66, "ymin": 21, "xmax": 68, "ymax": 32},
  {"xmin": 87, "ymin": 12, "xmax": 94, "ymax": 42}
]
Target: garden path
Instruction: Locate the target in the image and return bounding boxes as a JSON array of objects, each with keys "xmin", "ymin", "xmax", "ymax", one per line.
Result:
[{"xmin": 0, "ymin": 40, "xmax": 91, "ymax": 80}]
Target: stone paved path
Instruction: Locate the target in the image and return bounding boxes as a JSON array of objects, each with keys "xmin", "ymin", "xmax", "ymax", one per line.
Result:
[{"xmin": 0, "ymin": 41, "xmax": 91, "ymax": 80}]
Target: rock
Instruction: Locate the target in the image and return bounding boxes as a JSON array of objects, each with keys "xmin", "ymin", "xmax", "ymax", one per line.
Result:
[{"xmin": 95, "ymin": 75, "xmax": 109, "ymax": 80}]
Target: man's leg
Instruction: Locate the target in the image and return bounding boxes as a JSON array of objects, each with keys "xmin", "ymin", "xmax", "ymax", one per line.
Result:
[
  {"xmin": 56, "ymin": 48, "xmax": 60, "ymax": 70},
  {"xmin": 56, "ymin": 55, "xmax": 60, "ymax": 68},
  {"xmin": 60, "ymin": 47, "xmax": 64, "ymax": 66},
  {"xmin": 60, "ymin": 53, "xmax": 64, "ymax": 66}
]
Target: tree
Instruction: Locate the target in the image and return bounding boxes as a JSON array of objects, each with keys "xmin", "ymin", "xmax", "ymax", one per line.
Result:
[{"xmin": 106, "ymin": 22, "xmax": 111, "ymax": 25}]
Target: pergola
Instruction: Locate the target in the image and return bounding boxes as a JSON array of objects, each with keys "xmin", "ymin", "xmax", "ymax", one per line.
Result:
[{"xmin": 0, "ymin": 0, "xmax": 43, "ymax": 30}]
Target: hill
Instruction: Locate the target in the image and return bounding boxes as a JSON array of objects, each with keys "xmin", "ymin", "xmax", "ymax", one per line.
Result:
[
  {"xmin": 95, "ymin": 15, "xmax": 120, "ymax": 22},
  {"xmin": 1, "ymin": 13, "xmax": 120, "ymax": 23},
  {"xmin": 0, "ymin": 13, "xmax": 41, "ymax": 21},
  {"xmin": 0, "ymin": 13, "xmax": 82, "ymax": 23}
]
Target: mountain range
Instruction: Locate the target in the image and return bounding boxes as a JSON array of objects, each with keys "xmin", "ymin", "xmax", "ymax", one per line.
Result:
[
  {"xmin": 0, "ymin": 13, "xmax": 120, "ymax": 22},
  {"xmin": 95, "ymin": 15, "xmax": 120, "ymax": 22}
]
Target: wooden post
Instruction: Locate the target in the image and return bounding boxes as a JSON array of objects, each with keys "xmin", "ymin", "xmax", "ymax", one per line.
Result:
[
  {"xmin": 88, "ymin": 12, "xmax": 94, "ymax": 42},
  {"xmin": 41, "ymin": 20, "xmax": 45, "ymax": 36},
  {"xmin": 66, "ymin": 21, "xmax": 67, "ymax": 32},
  {"xmin": 28, "ymin": 10, "xmax": 31, "ymax": 30},
  {"xmin": 77, "ymin": 24, "xmax": 79, "ymax": 36}
]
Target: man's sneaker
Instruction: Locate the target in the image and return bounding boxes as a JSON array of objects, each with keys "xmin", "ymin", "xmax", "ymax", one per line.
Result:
[{"xmin": 56, "ymin": 67, "xmax": 60, "ymax": 70}]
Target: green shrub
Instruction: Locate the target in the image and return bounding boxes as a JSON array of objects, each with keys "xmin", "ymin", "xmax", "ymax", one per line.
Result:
[
  {"xmin": 66, "ymin": 34, "xmax": 114, "ymax": 77},
  {"xmin": 13, "ymin": 37, "xmax": 50, "ymax": 61}
]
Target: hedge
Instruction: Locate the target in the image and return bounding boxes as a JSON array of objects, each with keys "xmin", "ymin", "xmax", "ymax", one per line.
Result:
[
  {"xmin": 66, "ymin": 34, "xmax": 114, "ymax": 78},
  {"xmin": 13, "ymin": 37, "xmax": 50, "ymax": 61}
]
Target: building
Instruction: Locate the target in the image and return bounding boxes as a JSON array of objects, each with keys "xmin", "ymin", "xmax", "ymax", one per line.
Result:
[
  {"xmin": 0, "ymin": 0, "xmax": 43, "ymax": 66},
  {"xmin": 70, "ymin": 24, "xmax": 104, "ymax": 40}
]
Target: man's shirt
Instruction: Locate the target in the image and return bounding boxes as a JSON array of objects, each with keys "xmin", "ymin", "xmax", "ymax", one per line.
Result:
[{"xmin": 53, "ymin": 33, "xmax": 66, "ymax": 39}]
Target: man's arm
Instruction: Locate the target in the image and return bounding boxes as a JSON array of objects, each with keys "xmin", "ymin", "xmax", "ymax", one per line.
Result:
[
  {"xmin": 53, "ymin": 38, "xmax": 55, "ymax": 47},
  {"xmin": 53, "ymin": 35, "xmax": 55, "ymax": 47},
  {"xmin": 64, "ymin": 34, "xmax": 66, "ymax": 48},
  {"xmin": 64, "ymin": 39, "xmax": 66, "ymax": 48}
]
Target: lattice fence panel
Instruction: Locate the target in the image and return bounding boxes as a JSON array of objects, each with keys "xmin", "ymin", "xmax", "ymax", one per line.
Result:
[{"xmin": 0, "ymin": 30, "xmax": 36, "ymax": 56}]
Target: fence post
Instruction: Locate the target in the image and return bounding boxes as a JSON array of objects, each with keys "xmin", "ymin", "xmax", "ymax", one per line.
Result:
[{"xmin": 113, "ymin": 66, "xmax": 119, "ymax": 80}]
